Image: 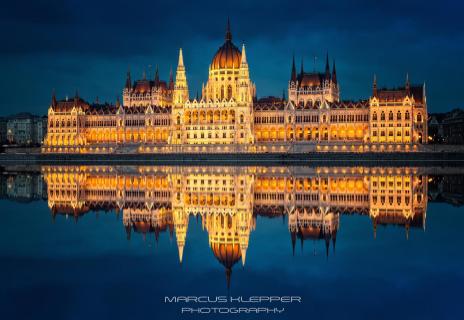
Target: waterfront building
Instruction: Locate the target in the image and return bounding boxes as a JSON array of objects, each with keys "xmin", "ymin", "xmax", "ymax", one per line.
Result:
[
  {"xmin": 7, "ymin": 113, "xmax": 47, "ymax": 146},
  {"xmin": 428, "ymin": 109, "xmax": 464, "ymax": 144},
  {"xmin": 0, "ymin": 117, "xmax": 7, "ymax": 144},
  {"xmin": 42, "ymin": 21, "xmax": 428, "ymax": 153}
]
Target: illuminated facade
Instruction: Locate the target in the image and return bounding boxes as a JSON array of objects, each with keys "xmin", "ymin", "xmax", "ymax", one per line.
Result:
[{"xmin": 42, "ymin": 21, "xmax": 427, "ymax": 154}]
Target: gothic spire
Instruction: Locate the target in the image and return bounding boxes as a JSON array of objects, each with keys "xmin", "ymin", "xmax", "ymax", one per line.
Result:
[
  {"xmin": 51, "ymin": 89, "xmax": 57, "ymax": 107},
  {"xmin": 405, "ymin": 72, "xmax": 410, "ymax": 94},
  {"xmin": 325, "ymin": 237, "xmax": 330, "ymax": 260},
  {"xmin": 178, "ymin": 48, "xmax": 184, "ymax": 68},
  {"xmin": 332, "ymin": 59, "xmax": 337, "ymax": 84},
  {"xmin": 178, "ymin": 244, "xmax": 184, "ymax": 264},
  {"xmin": 74, "ymin": 89, "xmax": 79, "ymax": 103},
  {"xmin": 373, "ymin": 74, "xmax": 377, "ymax": 97},
  {"xmin": 125, "ymin": 68, "xmax": 131, "ymax": 89},
  {"xmin": 332, "ymin": 232, "xmax": 337, "ymax": 255},
  {"xmin": 291, "ymin": 54, "xmax": 297, "ymax": 82},
  {"xmin": 325, "ymin": 52, "xmax": 331, "ymax": 80},
  {"xmin": 241, "ymin": 248, "xmax": 247, "ymax": 267},
  {"xmin": 154, "ymin": 65, "xmax": 159, "ymax": 85},
  {"xmin": 225, "ymin": 17, "xmax": 232, "ymax": 42},
  {"xmin": 169, "ymin": 66, "xmax": 174, "ymax": 90},
  {"xmin": 240, "ymin": 43, "xmax": 247, "ymax": 65},
  {"xmin": 291, "ymin": 231, "xmax": 296, "ymax": 256}
]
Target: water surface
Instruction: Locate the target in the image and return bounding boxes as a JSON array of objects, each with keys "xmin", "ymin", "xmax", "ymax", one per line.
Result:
[{"xmin": 0, "ymin": 166, "xmax": 463, "ymax": 319}]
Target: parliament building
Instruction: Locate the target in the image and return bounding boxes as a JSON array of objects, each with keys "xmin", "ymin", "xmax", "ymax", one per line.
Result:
[{"xmin": 42, "ymin": 21, "xmax": 428, "ymax": 154}]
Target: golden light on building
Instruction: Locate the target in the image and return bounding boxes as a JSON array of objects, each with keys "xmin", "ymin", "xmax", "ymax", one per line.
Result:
[{"xmin": 42, "ymin": 21, "xmax": 427, "ymax": 154}]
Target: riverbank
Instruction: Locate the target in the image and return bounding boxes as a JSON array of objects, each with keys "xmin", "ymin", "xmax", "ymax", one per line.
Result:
[{"xmin": 1, "ymin": 151, "xmax": 464, "ymax": 166}]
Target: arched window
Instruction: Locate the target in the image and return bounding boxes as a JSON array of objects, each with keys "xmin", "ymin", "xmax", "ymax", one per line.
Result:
[
  {"xmin": 381, "ymin": 112, "xmax": 385, "ymax": 121},
  {"xmin": 417, "ymin": 113, "xmax": 422, "ymax": 122},
  {"xmin": 397, "ymin": 111, "xmax": 401, "ymax": 121},
  {"xmin": 405, "ymin": 111, "xmax": 410, "ymax": 120},
  {"xmin": 389, "ymin": 111, "xmax": 393, "ymax": 121},
  {"xmin": 177, "ymin": 115, "xmax": 181, "ymax": 125},
  {"xmin": 240, "ymin": 114, "xmax": 244, "ymax": 123},
  {"xmin": 373, "ymin": 112, "xmax": 377, "ymax": 121},
  {"xmin": 227, "ymin": 85, "xmax": 232, "ymax": 100},
  {"xmin": 220, "ymin": 85, "xmax": 224, "ymax": 100}
]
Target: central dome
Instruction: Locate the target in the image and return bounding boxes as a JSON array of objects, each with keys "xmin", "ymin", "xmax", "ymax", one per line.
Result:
[{"xmin": 211, "ymin": 20, "xmax": 241, "ymax": 70}]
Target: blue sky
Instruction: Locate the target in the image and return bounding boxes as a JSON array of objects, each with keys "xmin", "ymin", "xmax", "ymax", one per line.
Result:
[{"xmin": 1, "ymin": 0, "xmax": 463, "ymax": 115}]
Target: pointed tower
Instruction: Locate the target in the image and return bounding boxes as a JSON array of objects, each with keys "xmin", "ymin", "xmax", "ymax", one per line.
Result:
[
  {"xmin": 173, "ymin": 48, "xmax": 189, "ymax": 106},
  {"xmin": 290, "ymin": 54, "xmax": 297, "ymax": 82},
  {"xmin": 288, "ymin": 54, "xmax": 298, "ymax": 104},
  {"xmin": 373, "ymin": 74, "xmax": 378, "ymax": 97},
  {"xmin": 226, "ymin": 17, "xmax": 232, "ymax": 42},
  {"xmin": 123, "ymin": 68, "xmax": 132, "ymax": 107},
  {"xmin": 405, "ymin": 73, "xmax": 410, "ymax": 95},
  {"xmin": 51, "ymin": 89, "xmax": 57, "ymax": 108},
  {"xmin": 173, "ymin": 209, "xmax": 188, "ymax": 264},
  {"xmin": 169, "ymin": 67, "xmax": 174, "ymax": 90},
  {"xmin": 154, "ymin": 65, "xmax": 160, "ymax": 86},
  {"xmin": 238, "ymin": 43, "xmax": 251, "ymax": 103},
  {"xmin": 325, "ymin": 52, "xmax": 331, "ymax": 81},
  {"xmin": 300, "ymin": 58, "xmax": 304, "ymax": 77},
  {"xmin": 125, "ymin": 69, "xmax": 132, "ymax": 89},
  {"xmin": 238, "ymin": 211, "xmax": 252, "ymax": 267},
  {"xmin": 74, "ymin": 90, "xmax": 79, "ymax": 104},
  {"xmin": 332, "ymin": 59, "xmax": 337, "ymax": 85}
]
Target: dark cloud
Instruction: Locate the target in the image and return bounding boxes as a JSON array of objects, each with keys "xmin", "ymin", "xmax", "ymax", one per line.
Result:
[{"xmin": 0, "ymin": 0, "xmax": 463, "ymax": 114}]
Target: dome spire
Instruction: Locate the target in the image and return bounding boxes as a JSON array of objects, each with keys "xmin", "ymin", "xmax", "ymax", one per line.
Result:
[{"xmin": 225, "ymin": 17, "xmax": 232, "ymax": 42}]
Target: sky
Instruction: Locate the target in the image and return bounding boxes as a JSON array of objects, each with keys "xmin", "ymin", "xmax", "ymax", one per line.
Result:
[{"xmin": 1, "ymin": 0, "xmax": 463, "ymax": 116}]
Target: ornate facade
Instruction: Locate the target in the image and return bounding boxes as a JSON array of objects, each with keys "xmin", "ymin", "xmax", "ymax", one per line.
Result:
[{"xmin": 42, "ymin": 21, "xmax": 428, "ymax": 154}]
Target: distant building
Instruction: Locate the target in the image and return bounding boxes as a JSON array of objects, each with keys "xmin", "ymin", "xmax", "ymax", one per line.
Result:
[
  {"xmin": 6, "ymin": 113, "xmax": 47, "ymax": 146},
  {"xmin": 0, "ymin": 117, "xmax": 7, "ymax": 144},
  {"xmin": 428, "ymin": 109, "xmax": 464, "ymax": 144}
]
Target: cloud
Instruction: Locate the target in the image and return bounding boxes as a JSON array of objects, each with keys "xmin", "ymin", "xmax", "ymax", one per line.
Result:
[{"xmin": 0, "ymin": 0, "xmax": 463, "ymax": 114}]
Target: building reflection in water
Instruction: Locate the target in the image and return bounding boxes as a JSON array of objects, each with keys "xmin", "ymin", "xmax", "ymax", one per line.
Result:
[{"xmin": 37, "ymin": 165, "xmax": 432, "ymax": 287}]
